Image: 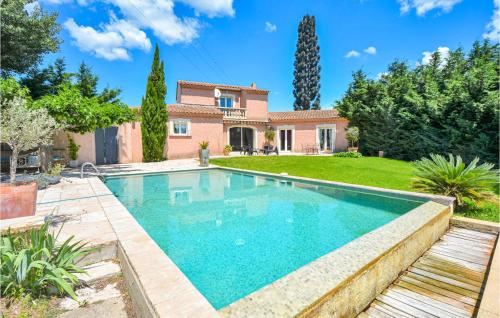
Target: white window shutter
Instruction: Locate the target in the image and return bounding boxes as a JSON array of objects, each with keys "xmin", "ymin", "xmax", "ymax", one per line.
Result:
[{"xmin": 187, "ymin": 120, "xmax": 192, "ymax": 136}]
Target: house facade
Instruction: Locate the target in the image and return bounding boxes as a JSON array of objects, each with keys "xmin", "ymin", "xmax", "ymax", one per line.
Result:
[
  {"xmin": 56, "ymin": 80, "xmax": 348, "ymax": 164},
  {"xmin": 166, "ymin": 80, "xmax": 348, "ymax": 159}
]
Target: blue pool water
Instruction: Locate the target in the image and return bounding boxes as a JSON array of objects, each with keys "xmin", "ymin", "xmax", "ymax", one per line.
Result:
[{"xmin": 105, "ymin": 169, "xmax": 426, "ymax": 309}]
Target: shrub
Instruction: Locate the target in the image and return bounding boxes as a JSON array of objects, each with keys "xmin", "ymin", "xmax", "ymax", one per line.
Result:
[
  {"xmin": 412, "ymin": 154, "xmax": 498, "ymax": 205},
  {"xmin": 67, "ymin": 135, "xmax": 80, "ymax": 161},
  {"xmin": 199, "ymin": 141, "xmax": 209, "ymax": 150},
  {"xmin": 0, "ymin": 222, "xmax": 91, "ymax": 300},
  {"xmin": 223, "ymin": 145, "xmax": 232, "ymax": 155},
  {"xmin": 264, "ymin": 128, "xmax": 275, "ymax": 144},
  {"xmin": 47, "ymin": 163, "xmax": 63, "ymax": 177},
  {"xmin": 333, "ymin": 151, "xmax": 363, "ymax": 158}
]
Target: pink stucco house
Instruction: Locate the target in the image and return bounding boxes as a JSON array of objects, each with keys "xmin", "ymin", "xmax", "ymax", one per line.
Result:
[
  {"xmin": 59, "ymin": 80, "xmax": 349, "ymax": 164},
  {"xmin": 165, "ymin": 80, "xmax": 349, "ymax": 159}
]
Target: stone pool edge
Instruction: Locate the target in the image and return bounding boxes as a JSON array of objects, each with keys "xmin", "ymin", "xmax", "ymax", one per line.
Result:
[{"xmin": 87, "ymin": 177, "xmax": 221, "ymax": 318}]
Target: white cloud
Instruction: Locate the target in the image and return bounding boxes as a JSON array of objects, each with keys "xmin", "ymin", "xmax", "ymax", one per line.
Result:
[
  {"xmin": 265, "ymin": 22, "xmax": 277, "ymax": 33},
  {"xmin": 177, "ymin": 0, "xmax": 234, "ymax": 18},
  {"xmin": 345, "ymin": 50, "xmax": 361, "ymax": 58},
  {"xmin": 64, "ymin": 14, "xmax": 151, "ymax": 61},
  {"xmin": 421, "ymin": 46, "xmax": 450, "ymax": 66},
  {"xmin": 398, "ymin": 0, "xmax": 463, "ymax": 16},
  {"xmin": 364, "ymin": 46, "xmax": 377, "ymax": 55},
  {"xmin": 484, "ymin": 0, "xmax": 500, "ymax": 41}
]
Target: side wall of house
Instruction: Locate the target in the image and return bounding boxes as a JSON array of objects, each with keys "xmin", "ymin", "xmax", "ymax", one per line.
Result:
[
  {"xmin": 242, "ymin": 92, "xmax": 268, "ymax": 121},
  {"xmin": 270, "ymin": 119, "xmax": 349, "ymax": 152},
  {"xmin": 168, "ymin": 116, "xmax": 224, "ymax": 159},
  {"xmin": 53, "ymin": 131, "xmax": 96, "ymax": 164}
]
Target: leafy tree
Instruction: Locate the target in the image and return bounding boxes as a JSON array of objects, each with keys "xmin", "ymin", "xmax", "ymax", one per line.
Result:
[
  {"xmin": 0, "ymin": 96, "xmax": 59, "ymax": 183},
  {"xmin": 0, "ymin": 77, "xmax": 30, "ymax": 109},
  {"xmin": 75, "ymin": 62, "xmax": 98, "ymax": 98},
  {"xmin": 1, "ymin": 0, "xmax": 61, "ymax": 76},
  {"xmin": 20, "ymin": 57, "xmax": 68, "ymax": 98},
  {"xmin": 47, "ymin": 57, "xmax": 68, "ymax": 91},
  {"xmin": 32, "ymin": 83, "xmax": 135, "ymax": 134},
  {"xmin": 141, "ymin": 45, "xmax": 168, "ymax": 162},
  {"xmin": 336, "ymin": 40, "xmax": 499, "ymax": 164},
  {"xmin": 293, "ymin": 15, "xmax": 321, "ymax": 110}
]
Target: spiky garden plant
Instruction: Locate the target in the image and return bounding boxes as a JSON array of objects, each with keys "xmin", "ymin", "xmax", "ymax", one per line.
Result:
[
  {"xmin": 0, "ymin": 222, "xmax": 91, "ymax": 300},
  {"xmin": 412, "ymin": 154, "xmax": 498, "ymax": 205}
]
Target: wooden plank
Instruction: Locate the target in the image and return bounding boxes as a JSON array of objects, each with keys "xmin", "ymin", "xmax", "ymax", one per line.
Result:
[
  {"xmin": 434, "ymin": 240, "xmax": 492, "ymax": 255},
  {"xmin": 416, "ymin": 258, "xmax": 484, "ymax": 282},
  {"xmin": 408, "ymin": 267, "xmax": 481, "ymax": 293},
  {"xmin": 427, "ymin": 249, "xmax": 489, "ymax": 268},
  {"xmin": 405, "ymin": 272, "xmax": 479, "ymax": 299},
  {"xmin": 377, "ymin": 294, "xmax": 438, "ymax": 318},
  {"xmin": 445, "ymin": 232, "xmax": 495, "ymax": 246},
  {"xmin": 396, "ymin": 279, "xmax": 475, "ymax": 314},
  {"xmin": 441, "ymin": 235, "xmax": 495, "ymax": 249},
  {"xmin": 429, "ymin": 246, "xmax": 489, "ymax": 266},
  {"xmin": 390, "ymin": 285, "xmax": 471, "ymax": 318},
  {"xmin": 450, "ymin": 227, "xmax": 497, "ymax": 240},
  {"xmin": 412, "ymin": 262, "xmax": 483, "ymax": 287},
  {"xmin": 384, "ymin": 289, "xmax": 454, "ymax": 318},
  {"xmin": 371, "ymin": 300, "xmax": 415, "ymax": 318},
  {"xmin": 366, "ymin": 307, "xmax": 394, "ymax": 318},
  {"xmin": 399, "ymin": 275, "xmax": 478, "ymax": 306},
  {"xmin": 424, "ymin": 253, "xmax": 487, "ymax": 273},
  {"xmin": 431, "ymin": 242, "xmax": 492, "ymax": 259}
]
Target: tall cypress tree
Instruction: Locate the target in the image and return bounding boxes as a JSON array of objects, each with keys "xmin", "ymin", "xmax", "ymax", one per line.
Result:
[
  {"xmin": 293, "ymin": 15, "xmax": 321, "ymax": 110},
  {"xmin": 141, "ymin": 44, "xmax": 167, "ymax": 162}
]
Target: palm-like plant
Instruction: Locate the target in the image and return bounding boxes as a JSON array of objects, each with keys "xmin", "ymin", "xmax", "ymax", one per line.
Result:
[
  {"xmin": 0, "ymin": 222, "xmax": 91, "ymax": 300},
  {"xmin": 412, "ymin": 154, "xmax": 498, "ymax": 205}
]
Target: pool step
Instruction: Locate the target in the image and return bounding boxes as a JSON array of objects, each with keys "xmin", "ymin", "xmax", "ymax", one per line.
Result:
[{"xmin": 77, "ymin": 260, "xmax": 122, "ymax": 285}]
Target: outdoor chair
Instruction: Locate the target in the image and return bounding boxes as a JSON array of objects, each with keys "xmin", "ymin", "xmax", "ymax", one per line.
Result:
[
  {"xmin": 242, "ymin": 146, "xmax": 258, "ymax": 156},
  {"xmin": 264, "ymin": 146, "xmax": 279, "ymax": 156}
]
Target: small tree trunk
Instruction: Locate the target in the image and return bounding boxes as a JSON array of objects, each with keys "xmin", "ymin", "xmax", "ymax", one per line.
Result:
[
  {"xmin": 10, "ymin": 147, "xmax": 18, "ymax": 184},
  {"xmin": 39, "ymin": 145, "xmax": 52, "ymax": 172}
]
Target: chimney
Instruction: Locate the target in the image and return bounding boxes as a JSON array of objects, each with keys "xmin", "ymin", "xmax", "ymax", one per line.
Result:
[{"xmin": 250, "ymin": 82, "xmax": 257, "ymax": 88}]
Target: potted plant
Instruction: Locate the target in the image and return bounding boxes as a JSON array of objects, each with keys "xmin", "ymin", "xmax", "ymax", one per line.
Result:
[
  {"xmin": 264, "ymin": 128, "xmax": 276, "ymax": 146},
  {"xmin": 199, "ymin": 141, "xmax": 210, "ymax": 167},
  {"xmin": 67, "ymin": 135, "xmax": 80, "ymax": 168},
  {"xmin": 0, "ymin": 96, "xmax": 58, "ymax": 220},
  {"xmin": 345, "ymin": 126, "xmax": 359, "ymax": 152},
  {"xmin": 44, "ymin": 163, "xmax": 63, "ymax": 185},
  {"xmin": 223, "ymin": 145, "xmax": 232, "ymax": 156}
]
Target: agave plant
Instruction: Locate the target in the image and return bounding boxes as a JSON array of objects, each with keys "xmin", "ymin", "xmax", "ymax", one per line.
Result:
[
  {"xmin": 412, "ymin": 154, "xmax": 498, "ymax": 205},
  {"xmin": 0, "ymin": 222, "xmax": 91, "ymax": 300}
]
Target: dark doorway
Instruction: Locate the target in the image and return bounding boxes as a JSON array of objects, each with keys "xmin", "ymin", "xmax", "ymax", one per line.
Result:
[
  {"xmin": 229, "ymin": 127, "xmax": 254, "ymax": 151},
  {"xmin": 95, "ymin": 127, "xmax": 118, "ymax": 165}
]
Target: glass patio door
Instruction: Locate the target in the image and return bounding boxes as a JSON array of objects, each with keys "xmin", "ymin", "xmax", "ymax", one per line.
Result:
[
  {"xmin": 318, "ymin": 128, "xmax": 333, "ymax": 152},
  {"xmin": 279, "ymin": 129, "xmax": 292, "ymax": 152},
  {"xmin": 229, "ymin": 127, "xmax": 254, "ymax": 151}
]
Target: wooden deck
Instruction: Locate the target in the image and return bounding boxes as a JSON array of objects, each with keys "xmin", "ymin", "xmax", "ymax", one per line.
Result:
[{"xmin": 358, "ymin": 226, "xmax": 498, "ymax": 318}]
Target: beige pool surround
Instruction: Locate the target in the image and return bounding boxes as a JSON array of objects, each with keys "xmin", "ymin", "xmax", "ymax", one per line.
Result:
[{"xmin": 100, "ymin": 167, "xmax": 454, "ymax": 318}]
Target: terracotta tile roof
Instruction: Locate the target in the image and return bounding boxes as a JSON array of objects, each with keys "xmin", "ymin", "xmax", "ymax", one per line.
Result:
[
  {"xmin": 167, "ymin": 103, "xmax": 223, "ymax": 116},
  {"xmin": 177, "ymin": 80, "xmax": 268, "ymax": 94},
  {"xmin": 268, "ymin": 109, "xmax": 341, "ymax": 121}
]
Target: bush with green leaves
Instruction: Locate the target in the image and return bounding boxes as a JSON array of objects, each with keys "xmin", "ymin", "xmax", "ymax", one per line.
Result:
[
  {"xmin": 0, "ymin": 222, "xmax": 91, "ymax": 300},
  {"xmin": 67, "ymin": 135, "xmax": 80, "ymax": 161},
  {"xmin": 333, "ymin": 151, "xmax": 363, "ymax": 158},
  {"xmin": 412, "ymin": 154, "xmax": 498, "ymax": 205}
]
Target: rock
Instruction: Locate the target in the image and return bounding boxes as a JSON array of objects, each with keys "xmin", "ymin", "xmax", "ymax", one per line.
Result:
[
  {"xmin": 59, "ymin": 283, "xmax": 122, "ymax": 311},
  {"xmin": 58, "ymin": 297, "xmax": 128, "ymax": 318}
]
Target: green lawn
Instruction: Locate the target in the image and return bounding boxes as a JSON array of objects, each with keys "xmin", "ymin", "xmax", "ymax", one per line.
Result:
[{"xmin": 210, "ymin": 156, "xmax": 499, "ymax": 222}]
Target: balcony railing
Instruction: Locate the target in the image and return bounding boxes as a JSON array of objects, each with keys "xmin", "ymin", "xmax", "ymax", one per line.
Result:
[{"xmin": 220, "ymin": 107, "xmax": 246, "ymax": 119}]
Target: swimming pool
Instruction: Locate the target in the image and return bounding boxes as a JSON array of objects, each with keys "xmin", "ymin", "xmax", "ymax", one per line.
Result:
[{"xmin": 105, "ymin": 169, "xmax": 427, "ymax": 309}]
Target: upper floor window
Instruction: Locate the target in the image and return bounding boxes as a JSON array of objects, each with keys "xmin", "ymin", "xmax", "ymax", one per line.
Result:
[
  {"xmin": 219, "ymin": 95, "xmax": 234, "ymax": 108},
  {"xmin": 170, "ymin": 119, "xmax": 190, "ymax": 136}
]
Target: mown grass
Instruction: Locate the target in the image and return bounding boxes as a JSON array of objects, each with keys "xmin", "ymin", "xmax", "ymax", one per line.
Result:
[{"xmin": 210, "ymin": 156, "xmax": 499, "ymax": 222}]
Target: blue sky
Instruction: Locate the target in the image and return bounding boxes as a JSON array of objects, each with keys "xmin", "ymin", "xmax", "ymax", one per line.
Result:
[{"xmin": 39, "ymin": 0, "xmax": 498, "ymax": 111}]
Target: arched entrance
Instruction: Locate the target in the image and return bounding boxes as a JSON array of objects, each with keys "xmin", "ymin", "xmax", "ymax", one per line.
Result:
[{"xmin": 228, "ymin": 127, "xmax": 255, "ymax": 151}]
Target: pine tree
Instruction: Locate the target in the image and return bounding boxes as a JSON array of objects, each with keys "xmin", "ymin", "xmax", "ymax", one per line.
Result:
[
  {"xmin": 293, "ymin": 15, "xmax": 321, "ymax": 110},
  {"xmin": 141, "ymin": 44, "xmax": 168, "ymax": 162},
  {"xmin": 76, "ymin": 62, "xmax": 98, "ymax": 97}
]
